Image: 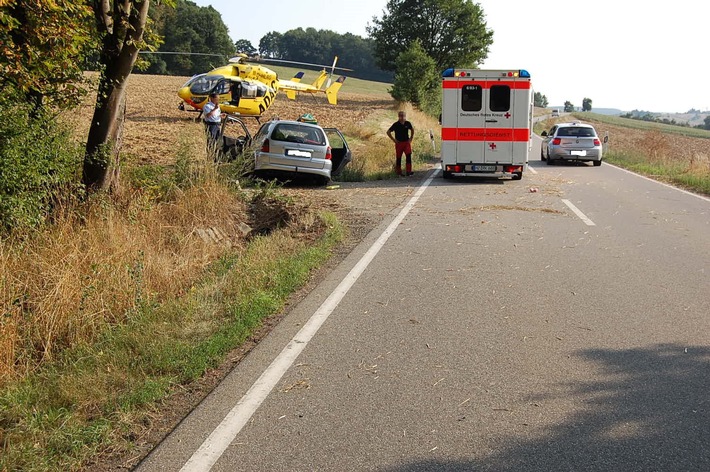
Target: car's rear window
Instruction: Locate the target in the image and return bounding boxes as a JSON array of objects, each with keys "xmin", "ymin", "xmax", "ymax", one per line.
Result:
[
  {"xmin": 557, "ymin": 127, "xmax": 597, "ymax": 137},
  {"xmin": 271, "ymin": 124, "xmax": 326, "ymax": 145}
]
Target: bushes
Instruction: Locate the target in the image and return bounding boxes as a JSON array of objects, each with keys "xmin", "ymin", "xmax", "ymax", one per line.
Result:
[{"xmin": 0, "ymin": 96, "xmax": 82, "ymax": 232}]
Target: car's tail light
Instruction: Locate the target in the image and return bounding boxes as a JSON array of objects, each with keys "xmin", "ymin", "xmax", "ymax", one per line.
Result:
[
  {"xmin": 325, "ymin": 146, "xmax": 332, "ymax": 160},
  {"xmin": 594, "ymin": 139, "xmax": 601, "ymax": 146},
  {"xmin": 261, "ymin": 139, "xmax": 269, "ymax": 152},
  {"xmin": 552, "ymin": 138, "xmax": 561, "ymax": 145}
]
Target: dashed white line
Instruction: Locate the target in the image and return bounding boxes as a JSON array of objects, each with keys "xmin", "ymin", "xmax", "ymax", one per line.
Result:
[
  {"xmin": 179, "ymin": 169, "xmax": 441, "ymax": 472},
  {"xmin": 562, "ymin": 199, "xmax": 596, "ymax": 226}
]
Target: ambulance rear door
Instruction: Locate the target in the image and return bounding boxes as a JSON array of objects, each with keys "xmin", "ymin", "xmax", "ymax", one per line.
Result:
[
  {"xmin": 454, "ymin": 81, "xmax": 486, "ymax": 166},
  {"xmin": 482, "ymin": 81, "xmax": 516, "ymax": 164}
]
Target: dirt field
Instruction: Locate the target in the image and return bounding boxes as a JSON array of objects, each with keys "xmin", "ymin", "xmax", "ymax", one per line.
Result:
[{"xmin": 71, "ymin": 74, "xmax": 397, "ymax": 167}]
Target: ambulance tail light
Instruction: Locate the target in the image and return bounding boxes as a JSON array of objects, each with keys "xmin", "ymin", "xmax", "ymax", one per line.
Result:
[
  {"xmin": 261, "ymin": 139, "xmax": 270, "ymax": 153},
  {"xmin": 505, "ymin": 165, "xmax": 522, "ymax": 173},
  {"xmin": 552, "ymin": 138, "xmax": 561, "ymax": 145},
  {"xmin": 446, "ymin": 165, "xmax": 463, "ymax": 173},
  {"xmin": 594, "ymin": 139, "xmax": 601, "ymax": 146}
]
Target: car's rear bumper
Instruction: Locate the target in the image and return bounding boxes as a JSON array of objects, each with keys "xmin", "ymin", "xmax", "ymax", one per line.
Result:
[
  {"xmin": 254, "ymin": 162, "xmax": 331, "ymax": 179},
  {"xmin": 549, "ymin": 148, "xmax": 602, "ymax": 161}
]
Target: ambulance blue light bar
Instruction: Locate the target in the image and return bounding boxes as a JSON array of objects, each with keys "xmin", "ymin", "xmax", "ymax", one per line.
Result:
[{"xmin": 442, "ymin": 68, "xmax": 531, "ymax": 78}]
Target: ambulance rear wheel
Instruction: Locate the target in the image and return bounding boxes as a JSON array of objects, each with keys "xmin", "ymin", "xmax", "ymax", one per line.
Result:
[
  {"xmin": 443, "ymin": 171, "xmax": 453, "ymax": 179},
  {"xmin": 512, "ymin": 172, "xmax": 523, "ymax": 180}
]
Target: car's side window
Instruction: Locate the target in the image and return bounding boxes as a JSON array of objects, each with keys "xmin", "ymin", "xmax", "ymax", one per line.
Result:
[{"xmin": 549, "ymin": 126, "xmax": 557, "ymax": 136}]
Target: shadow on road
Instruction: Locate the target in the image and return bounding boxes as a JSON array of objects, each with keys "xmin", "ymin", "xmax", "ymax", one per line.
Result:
[{"xmin": 382, "ymin": 343, "xmax": 710, "ymax": 471}]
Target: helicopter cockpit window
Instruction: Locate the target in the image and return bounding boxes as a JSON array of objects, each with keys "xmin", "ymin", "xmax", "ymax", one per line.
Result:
[
  {"xmin": 214, "ymin": 80, "xmax": 231, "ymax": 95},
  {"xmin": 189, "ymin": 75, "xmax": 223, "ymax": 95}
]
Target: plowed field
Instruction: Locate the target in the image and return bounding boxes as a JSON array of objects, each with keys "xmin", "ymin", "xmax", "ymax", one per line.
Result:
[{"xmin": 72, "ymin": 74, "xmax": 395, "ymax": 166}]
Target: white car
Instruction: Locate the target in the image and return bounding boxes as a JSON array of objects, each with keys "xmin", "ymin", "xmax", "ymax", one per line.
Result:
[
  {"xmin": 541, "ymin": 122, "xmax": 604, "ymax": 166},
  {"xmin": 252, "ymin": 120, "xmax": 351, "ymax": 184}
]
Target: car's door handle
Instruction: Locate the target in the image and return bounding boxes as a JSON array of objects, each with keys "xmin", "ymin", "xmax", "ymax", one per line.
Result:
[{"xmin": 485, "ymin": 119, "xmax": 498, "ymax": 123}]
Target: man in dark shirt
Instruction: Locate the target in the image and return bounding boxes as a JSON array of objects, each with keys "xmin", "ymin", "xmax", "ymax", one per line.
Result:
[{"xmin": 387, "ymin": 111, "xmax": 415, "ymax": 176}]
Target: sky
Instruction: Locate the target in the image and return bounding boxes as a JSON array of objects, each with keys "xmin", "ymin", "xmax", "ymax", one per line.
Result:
[{"xmin": 192, "ymin": 0, "xmax": 710, "ymax": 113}]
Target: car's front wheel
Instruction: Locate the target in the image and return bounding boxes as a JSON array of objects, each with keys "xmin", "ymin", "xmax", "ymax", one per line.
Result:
[{"xmin": 540, "ymin": 148, "xmax": 546, "ymax": 161}]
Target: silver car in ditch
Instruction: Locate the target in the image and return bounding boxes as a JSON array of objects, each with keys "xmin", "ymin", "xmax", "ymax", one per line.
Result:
[
  {"xmin": 252, "ymin": 120, "xmax": 351, "ymax": 184},
  {"xmin": 541, "ymin": 122, "xmax": 604, "ymax": 166}
]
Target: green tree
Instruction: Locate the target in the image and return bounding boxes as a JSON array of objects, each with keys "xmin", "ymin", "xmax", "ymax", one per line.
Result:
[
  {"xmin": 534, "ymin": 92, "xmax": 548, "ymax": 108},
  {"xmin": 704, "ymin": 115, "xmax": 710, "ymax": 130},
  {"xmin": 259, "ymin": 31, "xmax": 283, "ymax": 58},
  {"xmin": 0, "ymin": 0, "xmax": 93, "ymax": 111},
  {"xmin": 235, "ymin": 39, "xmax": 256, "ymax": 55},
  {"xmin": 582, "ymin": 97, "xmax": 592, "ymax": 111},
  {"xmin": 367, "ymin": 0, "xmax": 493, "ymax": 71},
  {"xmin": 389, "ymin": 40, "xmax": 439, "ymax": 115},
  {"xmin": 144, "ymin": 0, "xmax": 233, "ymax": 76},
  {"xmin": 84, "ymin": 0, "xmax": 175, "ymax": 192},
  {"xmin": 564, "ymin": 101, "xmax": 575, "ymax": 112}
]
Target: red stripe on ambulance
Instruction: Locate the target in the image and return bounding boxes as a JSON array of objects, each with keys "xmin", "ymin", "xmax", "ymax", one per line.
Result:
[{"xmin": 441, "ymin": 128, "xmax": 529, "ymax": 142}]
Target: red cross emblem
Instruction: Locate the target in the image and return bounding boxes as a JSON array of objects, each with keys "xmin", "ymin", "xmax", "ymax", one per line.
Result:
[
  {"xmin": 504, "ymin": 112, "xmax": 511, "ymax": 119},
  {"xmin": 489, "ymin": 142, "xmax": 497, "ymax": 150}
]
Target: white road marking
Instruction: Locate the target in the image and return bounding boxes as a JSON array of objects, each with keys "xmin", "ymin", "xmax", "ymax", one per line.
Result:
[
  {"xmin": 605, "ymin": 162, "xmax": 710, "ymax": 203},
  {"xmin": 562, "ymin": 199, "xmax": 596, "ymax": 226},
  {"xmin": 180, "ymin": 169, "xmax": 442, "ymax": 472},
  {"xmin": 527, "ymin": 164, "xmax": 538, "ymax": 175}
]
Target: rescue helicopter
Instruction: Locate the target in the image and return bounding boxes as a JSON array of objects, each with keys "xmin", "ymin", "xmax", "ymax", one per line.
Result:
[{"xmin": 176, "ymin": 54, "xmax": 350, "ymax": 118}]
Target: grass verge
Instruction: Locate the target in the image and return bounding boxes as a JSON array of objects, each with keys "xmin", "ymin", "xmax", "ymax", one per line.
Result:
[
  {"xmin": 603, "ymin": 150, "xmax": 710, "ymax": 195},
  {"xmin": 0, "ymin": 210, "xmax": 344, "ymax": 471}
]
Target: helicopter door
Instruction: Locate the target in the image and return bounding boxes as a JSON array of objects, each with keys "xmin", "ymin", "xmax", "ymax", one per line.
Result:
[{"xmin": 229, "ymin": 82, "xmax": 241, "ymax": 106}]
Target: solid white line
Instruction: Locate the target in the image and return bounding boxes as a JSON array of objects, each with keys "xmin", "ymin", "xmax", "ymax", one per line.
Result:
[
  {"xmin": 180, "ymin": 169, "xmax": 442, "ymax": 472},
  {"xmin": 605, "ymin": 162, "xmax": 710, "ymax": 203},
  {"xmin": 527, "ymin": 164, "xmax": 538, "ymax": 175},
  {"xmin": 561, "ymin": 199, "xmax": 596, "ymax": 226}
]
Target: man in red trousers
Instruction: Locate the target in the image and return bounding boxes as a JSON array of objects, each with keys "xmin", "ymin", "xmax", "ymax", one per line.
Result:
[{"xmin": 387, "ymin": 111, "xmax": 415, "ymax": 176}]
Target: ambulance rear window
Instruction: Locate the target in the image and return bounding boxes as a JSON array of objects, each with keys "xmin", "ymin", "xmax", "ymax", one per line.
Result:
[
  {"xmin": 489, "ymin": 85, "xmax": 511, "ymax": 112},
  {"xmin": 461, "ymin": 85, "xmax": 482, "ymax": 111}
]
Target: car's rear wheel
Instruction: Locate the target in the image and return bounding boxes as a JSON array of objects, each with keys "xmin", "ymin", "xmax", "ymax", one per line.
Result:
[
  {"xmin": 546, "ymin": 153, "xmax": 554, "ymax": 165},
  {"xmin": 593, "ymin": 159, "xmax": 602, "ymax": 167},
  {"xmin": 442, "ymin": 171, "xmax": 452, "ymax": 179},
  {"xmin": 512, "ymin": 172, "xmax": 523, "ymax": 180},
  {"xmin": 540, "ymin": 148, "xmax": 546, "ymax": 161}
]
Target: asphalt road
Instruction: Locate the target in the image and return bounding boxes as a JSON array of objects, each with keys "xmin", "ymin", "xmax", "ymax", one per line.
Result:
[{"xmin": 137, "ymin": 137, "xmax": 710, "ymax": 471}]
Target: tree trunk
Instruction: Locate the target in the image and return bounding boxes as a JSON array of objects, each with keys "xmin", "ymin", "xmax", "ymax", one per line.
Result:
[{"xmin": 82, "ymin": 0, "xmax": 151, "ymax": 192}]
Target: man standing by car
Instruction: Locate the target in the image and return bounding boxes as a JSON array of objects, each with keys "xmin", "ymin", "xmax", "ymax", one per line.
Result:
[
  {"xmin": 387, "ymin": 111, "xmax": 415, "ymax": 176},
  {"xmin": 203, "ymin": 93, "xmax": 224, "ymax": 151}
]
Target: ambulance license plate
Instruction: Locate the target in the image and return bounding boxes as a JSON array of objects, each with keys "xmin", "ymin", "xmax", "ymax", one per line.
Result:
[
  {"xmin": 571, "ymin": 150, "xmax": 587, "ymax": 157},
  {"xmin": 472, "ymin": 165, "xmax": 496, "ymax": 172}
]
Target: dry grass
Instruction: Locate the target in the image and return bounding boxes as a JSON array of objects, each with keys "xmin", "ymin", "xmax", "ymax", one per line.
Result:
[{"xmin": 0, "ymin": 134, "xmax": 247, "ymax": 383}]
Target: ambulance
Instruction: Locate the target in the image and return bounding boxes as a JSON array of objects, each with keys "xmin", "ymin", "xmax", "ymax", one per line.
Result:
[{"xmin": 440, "ymin": 68, "xmax": 533, "ymax": 180}]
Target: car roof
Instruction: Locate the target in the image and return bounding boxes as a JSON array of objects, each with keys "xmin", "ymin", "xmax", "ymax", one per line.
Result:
[
  {"xmin": 269, "ymin": 120, "xmax": 322, "ymax": 129},
  {"xmin": 557, "ymin": 122, "xmax": 595, "ymax": 128}
]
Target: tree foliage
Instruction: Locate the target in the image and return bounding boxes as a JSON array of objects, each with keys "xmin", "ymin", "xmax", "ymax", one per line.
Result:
[
  {"xmin": 0, "ymin": 0, "xmax": 94, "ymax": 110},
  {"xmin": 564, "ymin": 101, "xmax": 575, "ymax": 112},
  {"xmin": 144, "ymin": 0, "xmax": 233, "ymax": 76},
  {"xmin": 582, "ymin": 97, "xmax": 592, "ymax": 111},
  {"xmin": 367, "ymin": 0, "xmax": 493, "ymax": 71},
  {"xmin": 534, "ymin": 92, "xmax": 548, "ymax": 108},
  {"xmin": 235, "ymin": 39, "xmax": 256, "ymax": 55},
  {"xmin": 390, "ymin": 40, "xmax": 440, "ymax": 115},
  {"xmin": 258, "ymin": 28, "xmax": 391, "ymax": 83}
]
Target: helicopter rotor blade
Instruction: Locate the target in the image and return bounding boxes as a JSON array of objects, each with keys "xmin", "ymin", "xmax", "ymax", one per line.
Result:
[{"xmin": 255, "ymin": 57, "xmax": 353, "ymax": 72}]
